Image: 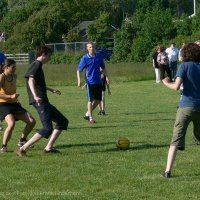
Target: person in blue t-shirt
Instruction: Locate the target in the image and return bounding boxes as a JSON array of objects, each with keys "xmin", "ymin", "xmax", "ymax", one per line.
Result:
[
  {"xmin": 162, "ymin": 43, "xmax": 200, "ymax": 178},
  {"xmin": 0, "ymin": 52, "xmax": 6, "ymax": 66},
  {"xmin": 77, "ymin": 42, "xmax": 110, "ymax": 123},
  {"xmin": 0, "ymin": 51, "xmax": 6, "ymax": 131}
]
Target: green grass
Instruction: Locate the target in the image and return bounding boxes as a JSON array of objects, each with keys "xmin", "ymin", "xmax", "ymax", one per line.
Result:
[
  {"xmin": 0, "ymin": 79, "xmax": 200, "ymax": 200},
  {"xmin": 16, "ymin": 62, "xmax": 154, "ymax": 86}
]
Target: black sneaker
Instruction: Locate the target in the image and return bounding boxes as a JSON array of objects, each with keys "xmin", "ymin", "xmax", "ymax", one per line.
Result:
[
  {"xmin": 18, "ymin": 139, "xmax": 34, "ymax": 148},
  {"xmin": 98, "ymin": 111, "xmax": 102, "ymax": 115},
  {"xmin": 163, "ymin": 171, "xmax": 171, "ymax": 178},
  {"xmin": 43, "ymin": 148, "xmax": 60, "ymax": 153},
  {"xmin": 83, "ymin": 115, "xmax": 90, "ymax": 120},
  {"xmin": 102, "ymin": 110, "xmax": 106, "ymax": 115}
]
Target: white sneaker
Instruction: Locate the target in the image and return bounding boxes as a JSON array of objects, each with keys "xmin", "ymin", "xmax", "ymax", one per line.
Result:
[{"xmin": 1, "ymin": 146, "xmax": 8, "ymax": 153}]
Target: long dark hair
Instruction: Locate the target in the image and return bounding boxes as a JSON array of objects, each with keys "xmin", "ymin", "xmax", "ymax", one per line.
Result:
[{"xmin": 0, "ymin": 59, "xmax": 16, "ymax": 74}]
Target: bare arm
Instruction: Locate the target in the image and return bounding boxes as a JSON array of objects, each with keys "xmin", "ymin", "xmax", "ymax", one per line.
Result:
[
  {"xmin": 28, "ymin": 77, "xmax": 42, "ymax": 103},
  {"xmin": 46, "ymin": 87, "xmax": 61, "ymax": 95},
  {"xmin": 162, "ymin": 77, "xmax": 183, "ymax": 91},
  {"xmin": 77, "ymin": 70, "xmax": 82, "ymax": 87},
  {"xmin": 102, "ymin": 67, "xmax": 110, "ymax": 84}
]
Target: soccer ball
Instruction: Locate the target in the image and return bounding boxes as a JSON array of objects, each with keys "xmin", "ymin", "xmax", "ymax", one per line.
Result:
[{"xmin": 116, "ymin": 137, "xmax": 130, "ymax": 150}]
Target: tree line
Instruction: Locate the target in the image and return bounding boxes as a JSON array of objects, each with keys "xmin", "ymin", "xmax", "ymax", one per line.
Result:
[{"xmin": 0, "ymin": 0, "xmax": 200, "ymax": 63}]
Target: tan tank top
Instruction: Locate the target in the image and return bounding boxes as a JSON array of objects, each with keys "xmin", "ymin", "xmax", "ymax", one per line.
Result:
[{"xmin": 0, "ymin": 73, "xmax": 17, "ymax": 103}]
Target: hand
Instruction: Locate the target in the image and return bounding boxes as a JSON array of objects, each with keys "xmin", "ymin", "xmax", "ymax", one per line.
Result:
[
  {"xmin": 78, "ymin": 81, "xmax": 82, "ymax": 87},
  {"xmin": 81, "ymin": 84, "xmax": 86, "ymax": 90},
  {"xmin": 162, "ymin": 77, "xmax": 170, "ymax": 84},
  {"xmin": 52, "ymin": 89, "xmax": 61, "ymax": 95},
  {"xmin": 10, "ymin": 93, "xmax": 19, "ymax": 100},
  {"xmin": 34, "ymin": 96, "xmax": 42, "ymax": 104},
  {"xmin": 106, "ymin": 77, "xmax": 110, "ymax": 85}
]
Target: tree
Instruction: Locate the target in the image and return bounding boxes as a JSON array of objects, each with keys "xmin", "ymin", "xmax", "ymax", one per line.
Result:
[
  {"xmin": 0, "ymin": 0, "xmax": 8, "ymax": 20},
  {"xmin": 87, "ymin": 12, "xmax": 111, "ymax": 48}
]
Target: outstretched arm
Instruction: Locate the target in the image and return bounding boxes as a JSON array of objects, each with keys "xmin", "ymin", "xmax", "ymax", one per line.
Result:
[
  {"xmin": 162, "ymin": 77, "xmax": 182, "ymax": 91},
  {"xmin": 46, "ymin": 87, "xmax": 61, "ymax": 95}
]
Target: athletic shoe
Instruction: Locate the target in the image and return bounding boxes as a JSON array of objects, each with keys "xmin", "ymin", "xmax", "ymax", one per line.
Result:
[
  {"xmin": 163, "ymin": 171, "xmax": 171, "ymax": 178},
  {"xmin": 102, "ymin": 110, "xmax": 106, "ymax": 115},
  {"xmin": 17, "ymin": 139, "xmax": 27, "ymax": 147},
  {"xmin": 15, "ymin": 149, "xmax": 27, "ymax": 157},
  {"xmin": 83, "ymin": 115, "xmax": 90, "ymax": 120},
  {"xmin": 43, "ymin": 148, "xmax": 60, "ymax": 153},
  {"xmin": 0, "ymin": 125, "xmax": 3, "ymax": 131},
  {"xmin": 17, "ymin": 139, "xmax": 34, "ymax": 148},
  {"xmin": 89, "ymin": 119, "xmax": 96, "ymax": 123},
  {"xmin": 1, "ymin": 146, "xmax": 8, "ymax": 153},
  {"xmin": 98, "ymin": 111, "xmax": 102, "ymax": 115}
]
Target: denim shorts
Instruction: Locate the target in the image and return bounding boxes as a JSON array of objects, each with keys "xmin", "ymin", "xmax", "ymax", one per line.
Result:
[
  {"xmin": 171, "ymin": 107, "xmax": 200, "ymax": 150},
  {"xmin": 33, "ymin": 102, "xmax": 68, "ymax": 138}
]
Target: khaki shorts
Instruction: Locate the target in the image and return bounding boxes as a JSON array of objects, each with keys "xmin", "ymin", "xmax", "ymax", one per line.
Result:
[{"xmin": 171, "ymin": 107, "xmax": 200, "ymax": 150}]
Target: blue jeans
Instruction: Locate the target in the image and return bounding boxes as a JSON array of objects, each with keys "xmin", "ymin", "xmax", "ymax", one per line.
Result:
[
  {"xmin": 169, "ymin": 61, "xmax": 177, "ymax": 80},
  {"xmin": 33, "ymin": 102, "xmax": 68, "ymax": 138}
]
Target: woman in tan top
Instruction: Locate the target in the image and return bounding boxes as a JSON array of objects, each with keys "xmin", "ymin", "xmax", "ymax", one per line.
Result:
[{"xmin": 0, "ymin": 59, "xmax": 35, "ymax": 153}]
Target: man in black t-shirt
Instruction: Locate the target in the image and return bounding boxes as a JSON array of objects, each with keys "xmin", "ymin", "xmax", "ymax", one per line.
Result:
[{"xmin": 15, "ymin": 46, "xmax": 68, "ymax": 157}]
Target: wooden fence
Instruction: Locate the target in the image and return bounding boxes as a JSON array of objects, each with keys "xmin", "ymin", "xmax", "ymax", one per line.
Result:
[{"xmin": 5, "ymin": 53, "xmax": 29, "ymax": 64}]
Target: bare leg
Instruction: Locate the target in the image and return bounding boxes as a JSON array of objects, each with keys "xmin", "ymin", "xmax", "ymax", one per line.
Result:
[
  {"xmin": 20, "ymin": 133, "xmax": 43, "ymax": 151},
  {"xmin": 15, "ymin": 112, "xmax": 36, "ymax": 139},
  {"xmin": 3, "ymin": 114, "xmax": 15, "ymax": 146},
  {"xmin": 44, "ymin": 129, "xmax": 62, "ymax": 151},
  {"xmin": 165, "ymin": 145, "xmax": 177, "ymax": 172}
]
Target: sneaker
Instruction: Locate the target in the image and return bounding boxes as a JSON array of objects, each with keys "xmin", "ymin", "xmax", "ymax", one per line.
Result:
[
  {"xmin": 98, "ymin": 111, "xmax": 102, "ymax": 115},
  {"xmin": 43, "ymin": 148, "xmax": 60, "ymax": 153},
  {"xmin": 17, "ymin": 139, "xmax": 34, "ymax": 148},
  {"xmin": 101, "ymin": 110, "xmax": 106, "ymax": 115},
  {"xmin": 1, "ymin": 146, "xmax": 8, "ymax": 153},
  {"xmin": 83, "ymin": 115, "xmax": 90, "ymax": 121},
  {"xmin": 0, "ymin": 125, "xmax": 3, "ymax": 131},
  {"xmin": 18, "ymin": 139, "xmax": 27, "ymax": 147},
  {"xmin": 15, "ymin": 149, "xmax": 27, "ymax": 157},
  {"xmin": 89, "ymin": 119, "xmax": 96, "ymax": 123},
  {"xmin": 163, "ymin": 171, "xmax": 171, "ymax": 178}
]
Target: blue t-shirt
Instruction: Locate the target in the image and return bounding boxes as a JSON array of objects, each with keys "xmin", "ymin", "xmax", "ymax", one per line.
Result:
[
  {"xmin": 78, "ymin": 53, "xmax": 105, "ymax": 84},
  {"xmin": 0, "ymin": 52, "xmax": 6, "ymax": 65},
  {"xmin": 177, "ymin": 61, "xmax": 200, "ymax": 108}
]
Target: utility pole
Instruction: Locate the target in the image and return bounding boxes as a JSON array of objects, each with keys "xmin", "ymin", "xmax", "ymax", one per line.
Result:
[{"xmin": 189, "ymin": 0, "xmax": 196, "ymax": 18}]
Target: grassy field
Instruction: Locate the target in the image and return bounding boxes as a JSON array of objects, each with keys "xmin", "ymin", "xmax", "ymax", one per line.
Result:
[
  {"xmin": 0, "ymin": 64, "xmax": 200, "ymax": 200},
  {"xmin": 15, "ymin": 62, "xmax": 155, "ymax": 86}
]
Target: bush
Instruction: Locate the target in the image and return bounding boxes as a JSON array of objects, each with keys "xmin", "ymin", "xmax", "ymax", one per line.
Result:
[{"xmin": 49, "ymin": 52, "xmax": 85, "ymax": 64}]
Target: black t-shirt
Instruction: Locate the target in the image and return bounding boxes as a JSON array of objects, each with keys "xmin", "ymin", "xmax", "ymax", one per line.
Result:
[{"xmin": 25, "ymin": 60, "xmax": 49, "ymax": 104}]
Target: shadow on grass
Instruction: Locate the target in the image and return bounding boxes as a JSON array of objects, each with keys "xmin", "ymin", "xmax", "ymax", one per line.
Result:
[
  {"xmin": 56, "ymin": 142, "xmax": 169, "ymax": 153},
  {"xmin": 68, "ymin": 118, "xmax": 173, "ymax": 130},
  {"xmin": 87, "ymin": 143, "xmax": 169, "ymax": 153},
  {"xmin": 56, "ymin": 142, "xmax": 115, "ymax": 149},
  {"xmin": 121, "ymin": 111, "xmax": 175, "ymax": 115}
]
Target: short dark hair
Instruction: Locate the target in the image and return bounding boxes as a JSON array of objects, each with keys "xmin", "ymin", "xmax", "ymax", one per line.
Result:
[
  {"xmin": 181, "ymin": 43, "xmax": 200, "ymax": 62},
  {"xmin": 36, "ymin": 46, "xmax": 52, "ymax": 57}
]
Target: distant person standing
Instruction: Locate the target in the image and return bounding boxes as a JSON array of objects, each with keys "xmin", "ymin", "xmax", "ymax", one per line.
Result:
[
  {"xmin": 15, "ymin": 46, "xmax": 68, "ymax": 157},
  {"xmin": 157, "ymin": 46, "xmax": 172, "ymax": 82},
  {"xmin": 77, "ymin": 42, "xmax": 110, "ymax": 123},
  {"xmin": 152, "ymin": 46, "xmax": 161, "ymax": 83},
  {"xmin": 162, "ymin": 43, "xmax": 200, "ymax": 178},
  {"xmin": 166, "ymin": 43, "xmax": 179, "ymax": 80},
  {"xmin": 98, "ymin": 68, "xmax": 111, "ymax": 115}
]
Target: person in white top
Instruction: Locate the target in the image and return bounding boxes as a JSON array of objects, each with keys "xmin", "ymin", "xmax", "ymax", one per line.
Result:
[{"xmin": 166, "ymin": 43, "xmax": 179, "ymax": 80}]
